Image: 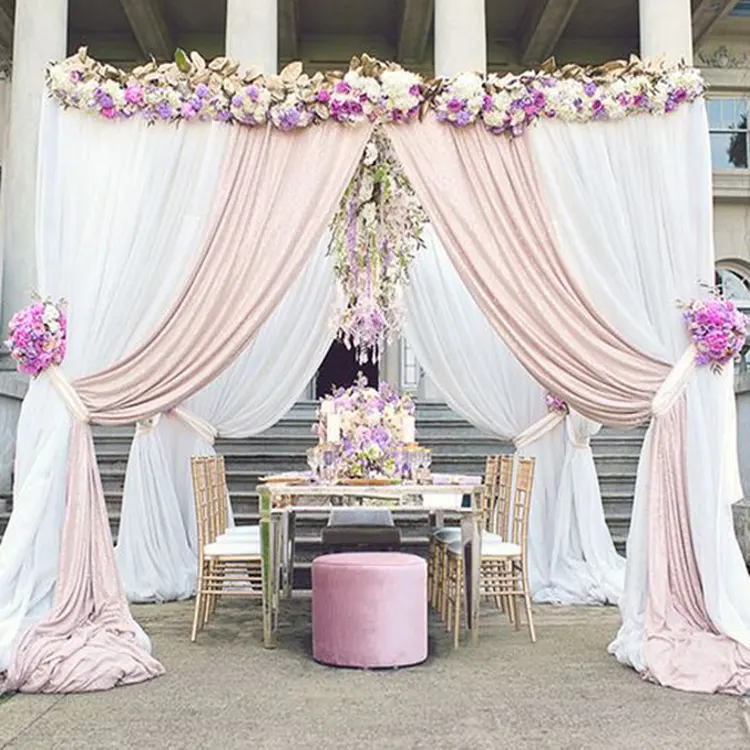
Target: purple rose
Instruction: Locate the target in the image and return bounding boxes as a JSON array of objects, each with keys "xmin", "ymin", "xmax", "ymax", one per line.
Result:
[
  {"xmin": 124, "ymin": 84, "xmax": 144, "ymax": 105},
  {"xmin": 317, "ymin": 89, "xmax": 331, "ymax": 103},
  {"xmin": 409, "ymin": 84, "xmax": 421, "ymax": 97},
  {"xmin": 584, "ymin": 82, "xmax": 597, "ymax": 97},
  {"xmin": 231, "ymin": 94, "xmax": 243, "ymax": 108},
  {"xmin": 246, "ymin": 84, "xmax": 260, "ymax": 101},
  {"xmin": 335, "ymin": 81, "xmax": 351, "ymax": 94},
  {"xmin": 447, "ymin": 97, "xmax": 463, "ymax": 113},
  {"xmin": 195, "ymin": 83, "xmax": 209, "ymax": 99}
]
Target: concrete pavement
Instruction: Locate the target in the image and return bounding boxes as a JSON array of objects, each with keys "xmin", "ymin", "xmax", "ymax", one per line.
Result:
[{"xmin": 1, "ymin": 600, "xmax": 748, "ymax": 749}]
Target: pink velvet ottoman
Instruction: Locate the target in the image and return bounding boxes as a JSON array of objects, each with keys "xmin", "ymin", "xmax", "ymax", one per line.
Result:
[{"xmin": 312, "ymin": 552, "xmax": 428, "ymax": 668}]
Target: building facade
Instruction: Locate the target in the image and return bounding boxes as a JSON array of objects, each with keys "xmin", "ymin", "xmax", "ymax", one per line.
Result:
[{"xmin": 0, "ymin": 0, "xmax": 748, "ymax": 490}]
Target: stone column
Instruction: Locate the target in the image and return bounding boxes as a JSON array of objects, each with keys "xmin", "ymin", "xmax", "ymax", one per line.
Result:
[
  {"xmin": 639, "ymin": 0, "xmax": 693, "ymax": 65},
  {"xmin": 1, "ymin": 0, "xmax": 68, "ymax": 334},
  {"xmin": 0, "ymin": 0, "xmax": 68, "ymax": 493},
  {"xmin": 225, "ymin": 0, "xmax": 278, "ymax": 74},
  {"xmin": 434, "ymin": 0, "xmax": 487, "ymax": 77}
]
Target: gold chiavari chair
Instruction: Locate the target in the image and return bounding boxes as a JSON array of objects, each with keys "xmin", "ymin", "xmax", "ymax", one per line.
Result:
[
  {"xmin": 190, "ymin": 455, "xmax": 263, "ymax": 642},
  {"xmin": 429, "ymin": 455, "xmax": 507, "ymax": 620},
  {"xmin": 444, "ymin": 456, "xmax": 536, "ymax": 648}
]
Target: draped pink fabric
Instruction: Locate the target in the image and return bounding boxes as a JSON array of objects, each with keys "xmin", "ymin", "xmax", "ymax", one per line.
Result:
[
  {"xmin": 3, "ymin": 121, "xmax": 373, "ymax": 693},
  {"xmin": 385, "ymin": 115, "xmax": 750, "ymax": 693}
]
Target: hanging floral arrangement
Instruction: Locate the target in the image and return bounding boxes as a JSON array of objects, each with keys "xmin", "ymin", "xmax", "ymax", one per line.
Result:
[
  {"xmin": 328, "ymin": 128, "xmax": 427, "ymax": 363},
  {"xmin": 5, "ymin": 296, "xmax": 67, "ymax": 377},
  {"xmin": 681, "ymin": 294, "xmax": 747, "ymax": 372}
]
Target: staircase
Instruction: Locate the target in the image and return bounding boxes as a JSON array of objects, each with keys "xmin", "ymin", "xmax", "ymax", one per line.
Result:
[{"xmin": 0, "ymin": 403, "xmax": 644, "ymax": 579}]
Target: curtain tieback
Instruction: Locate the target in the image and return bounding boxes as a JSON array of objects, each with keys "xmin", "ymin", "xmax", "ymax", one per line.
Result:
[
  {"xmin": 651, "ymin": 344, "xmax": 696, "ymax": 418},
  {"xmin": 46, "ymin": 365, "xmax": 90, "ymax": 423},
  {"xmin": 135, "ymin": 414, "xmax": 162, "ymax": 436},
  {"xmin": 513, "ymin": 410, "xmax": 565, "ymax": 450},
  {"xmin": 565, "ymin": 415, "xmax": 590, "ymax": 449},
  {"xmin": 170, "ymin": 406, "xmax": 218, "ymax": 445}
]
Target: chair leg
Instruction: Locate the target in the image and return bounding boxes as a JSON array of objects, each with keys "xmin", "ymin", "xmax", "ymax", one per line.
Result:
[
  {"xmin": 191, "ymin": 566, "xmax": 206, "ymax": 642},
  {"xmin": 453, "ymin": 564, "xmax": 462, "ymax": 649},
  {"xmin": 522, "ymin": 563, "xmax": 537, "ymax": 643}
]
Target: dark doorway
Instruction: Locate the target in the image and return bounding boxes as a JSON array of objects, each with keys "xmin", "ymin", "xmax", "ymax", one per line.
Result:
[{"xmin": 315, "ymin": 340, "xmax": 379, "ymax": 398}]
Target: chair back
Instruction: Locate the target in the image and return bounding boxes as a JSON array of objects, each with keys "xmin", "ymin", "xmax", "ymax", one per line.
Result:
[
  {"xmin": 494, "ymin": 454, "xmax": 513, "ymax": 537},
  {"xmin": 508, "ymin": 457, "xmax": 535, "ymax": 551},
  {"xmin": 481, "ymin": 455, "xmax": 499, "ymax": 532},
  {"xmin": 190, "ymin": 455, "xmax": 228, "ymax": 553}
]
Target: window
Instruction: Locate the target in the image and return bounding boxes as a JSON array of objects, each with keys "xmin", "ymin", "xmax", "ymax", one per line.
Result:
[
  {"xmin": 716, "ymin": 263, "xmax": 750, "ymax": 371},
  {"xmin": 400, "ymin": 339, "xmax": 420, "ymax": 392},
  {"xmin": 707, "ymin": 97, "xmax": 749, "ymax": 170}
]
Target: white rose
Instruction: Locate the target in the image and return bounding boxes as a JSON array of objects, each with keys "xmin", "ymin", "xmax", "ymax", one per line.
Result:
[
  {"xmin": 360, "ymin": 202, "xmax": 377, "ymax": 227},
  {"xmin": 363, "ymin": 142, "xmax": 378, "ymax": 166}
]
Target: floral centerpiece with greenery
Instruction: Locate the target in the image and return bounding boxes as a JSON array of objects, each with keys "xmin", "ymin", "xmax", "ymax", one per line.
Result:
[{"xmin": 315, "ymin": 373, "xmax": 416, "ymax": 479}]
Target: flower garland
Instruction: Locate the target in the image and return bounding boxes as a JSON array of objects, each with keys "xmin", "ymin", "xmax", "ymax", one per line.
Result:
[
  {"xmin": 5, "ymin": 297, "xmax": 67, "ymax": 377},
  {"xmin": 329, "ymin": 128, "xmax": 426, "ymax": 363},
  {"xmin": 315, "ymin": 374, "xmax": 416, "ymax": 479},
  {"xmin": 681, "ymin": 294, "xmax": 747, "ymax": 371},
  {"xmin": 545, "ymin": 392, "xmax": 568, "ymax": 414},
  {"xmin": 47, "ymin": 48, "xmax": 704, "ymax": 137}
]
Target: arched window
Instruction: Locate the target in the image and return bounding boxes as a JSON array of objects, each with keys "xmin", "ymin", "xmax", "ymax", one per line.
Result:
[{"xmin": 716, "ymin": 261, "xmax": 750, "ymax": 371}]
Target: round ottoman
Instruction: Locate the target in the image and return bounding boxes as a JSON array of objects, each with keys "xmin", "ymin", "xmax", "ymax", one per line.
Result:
[{"xmin": 312, "ymin": 552, "xmax": 428, "ymax": 668}]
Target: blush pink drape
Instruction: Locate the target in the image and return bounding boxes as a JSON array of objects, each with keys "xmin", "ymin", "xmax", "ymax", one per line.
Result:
[
  {"xmin": 385, "ymin": 115, "xmax": 750, "ymax": 694},
  {"xmin": 4, "ymin": 121, "xmax": 373, "ymax": 693}
]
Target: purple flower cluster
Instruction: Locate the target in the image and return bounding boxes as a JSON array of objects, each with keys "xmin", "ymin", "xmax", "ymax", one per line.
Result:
[
  {"xmin": 545, "ymin": 392, "xmax": 568, "ymax": 414},
  {"xmin": 682, "ymin": 296, "xmax": 747, "ymax": 370},
  {"xmin": 5, "ymin": 299, "xmax": 67, "ymax": 377}
]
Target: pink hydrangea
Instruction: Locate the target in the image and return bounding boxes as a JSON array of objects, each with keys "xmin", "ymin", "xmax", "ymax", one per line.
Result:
[
  {"xmin": 682, "ymin": 295, "xmax": 747, "ymax": 370},
  {"xmin": 4, "ymin": 298, "xmax": 67, "ymax": 377}
]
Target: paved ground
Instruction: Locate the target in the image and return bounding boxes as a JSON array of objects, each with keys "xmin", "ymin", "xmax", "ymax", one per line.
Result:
[{"xmin": 1, "ymin": 600, "xmax": 748, "ymax": 750}]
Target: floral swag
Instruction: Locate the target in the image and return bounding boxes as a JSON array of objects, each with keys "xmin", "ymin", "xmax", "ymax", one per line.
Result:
[{"xmin": 48, "ymin": 48, "xmax": 704, "ymax": 139}]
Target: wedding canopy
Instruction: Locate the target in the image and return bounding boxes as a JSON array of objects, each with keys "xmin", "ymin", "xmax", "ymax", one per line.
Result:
[{"xmin": 0, "ymin": 49, "xmax": 747, "ymax": 697}]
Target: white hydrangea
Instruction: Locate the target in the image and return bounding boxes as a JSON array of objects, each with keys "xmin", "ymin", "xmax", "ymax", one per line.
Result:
[{"xmin": 451, "ymin": 72, "xmax": 484, "ymax": 101}]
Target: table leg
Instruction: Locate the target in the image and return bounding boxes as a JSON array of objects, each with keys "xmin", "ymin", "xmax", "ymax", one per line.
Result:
[
  {"xmin": 259, "ymin": 487, "xmax": 276, "ymax": 649},
  {"xmin": 461, "ymin": 487, "xmax": 482, "ymax": 645},
  {"xmin": 283, "ymin": 510, "xmax": 296, "ymax": 599}
]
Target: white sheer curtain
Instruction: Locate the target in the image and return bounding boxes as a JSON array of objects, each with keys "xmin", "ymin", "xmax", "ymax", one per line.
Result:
[
  {"xmin": 404, "ymin": 227, "xmax": 623, "ymax": 603},
  {"xmin": 116, "ymin": 241, "xmax": 337, "ymax": 602},
  {"xmin": 529, "ymin": 101, "xmax": 749, "ymax": 668},
  {"xmin": 0, "ymin": 100, "xmax": 228, "ymax": 669}
]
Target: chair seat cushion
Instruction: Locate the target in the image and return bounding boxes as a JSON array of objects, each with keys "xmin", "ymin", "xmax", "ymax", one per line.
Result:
[
  {"xmin": 221, "ymin": 525, "xmax": 260, "ymax": 536},
  {"xmin": 447, "ymin": 539, "xmax": 521, "ymax": 557},
  {"xmin": 321, "ymin": 525, "xmax": 401, "ymax": 549},
  {"xmin": 432, "ymin": 528, "xmax": 503, "ymax": 544},
  {"xmin": 204, "ymin": 539, "xmax": 260, "ymax": 556}
]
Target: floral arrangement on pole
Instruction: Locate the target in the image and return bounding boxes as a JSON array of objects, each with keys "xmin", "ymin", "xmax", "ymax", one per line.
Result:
[
  {"xmin": 47, "ymin": 48, "xmax": 704, "ymax": 135},
  {"xmin": 545, "ymin": 392, "xmax": 569, "ymax": 414},
  {"xmin": 4, "ymin": 296, "xmax": 67, "ymax": 377},
  {"xmin": 315, "ymin": 373, "xmax": 416, "ymax": 479},
  {"xmin": 329, "ymin": 128, "xmax": 427, "ymax": 363},
  {"xmin": 681, "ymin": 293, "xmax": 747, "ymax": 372}
]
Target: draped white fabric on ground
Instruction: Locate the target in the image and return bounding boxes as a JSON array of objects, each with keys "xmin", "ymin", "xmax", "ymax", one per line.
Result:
[
  {"xmin": 529, "ymin": 102, "xmax": 749, "ymax": 668},
  {"xmin": 116, "ymin": 243, "xmax": 337, "ymax": 602},
  {"xmin": 404, "ymin": 228, "xmax": 624, "ymax": 603},
  {"xmin": 0, "ymin": 101, "xmax": 228, "ymax": 670}
]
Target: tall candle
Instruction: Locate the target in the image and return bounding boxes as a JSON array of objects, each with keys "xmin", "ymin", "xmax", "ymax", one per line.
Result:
[
  {"xmin": 402, "ymin": 415, "xmax": 415, "ymax": 444},
  {"xmin": 321, "ymin": 400, "xmax": 335, "ymax": 415},
  {"xmin": 326, "ymin": 413, "xmax": 341, "ymax": 443}
]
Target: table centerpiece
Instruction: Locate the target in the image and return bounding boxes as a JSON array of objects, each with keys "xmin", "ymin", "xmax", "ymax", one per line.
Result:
[{"xmin": 310, "ymin": 373, "xmax": 431, "ymax": 484}]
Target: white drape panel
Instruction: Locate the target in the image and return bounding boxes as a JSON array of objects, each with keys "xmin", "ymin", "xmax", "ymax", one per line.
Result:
[
  {"xmin": 116, "ymin": 241, "xmax": 337, "ymax": 602},
  {"xmin": 0, "ymin": 100, "xmax": 227, "ymax": 669},
  {"xmin": 529, "ymin": 102, "xmax": 749, "ymax": 668},
  {"xmin": 404, "ymin": 227, "xmax": 623, "ymax": 603}
]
